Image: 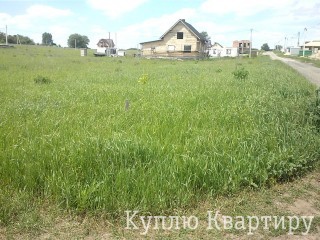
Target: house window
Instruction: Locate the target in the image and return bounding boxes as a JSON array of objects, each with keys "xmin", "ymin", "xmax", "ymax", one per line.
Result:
[
  {"xmin": 168, "ymin": 45, "xmax": 175, "ymax": 52},
  {"xmin": 244, "ymin": 43, "xmax": 247, "ymax": 48},
  {"xmin": 213, "ymin": 49, "xmax": 217, "ymax": 54},
  {"xmin": 184, "ymin": 45, "xmax": 191, "ymax": 52},
  {"xmin": 239, "ymin": 43, "xmax": 242, "ymax": 48},
  {"xmin": 177, "ymin": 32, "xmax": 184, "ymax": 39},
  {"xmin": 226, "ymin": 49, "xmax": 231, "ymax": 55}
]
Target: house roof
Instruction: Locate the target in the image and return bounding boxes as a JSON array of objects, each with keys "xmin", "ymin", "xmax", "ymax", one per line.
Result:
[
  {"xmin": 139, "ymin": 39, "xmax": 163, "ymax": 44},
  {"xmin": 97, "ymin": 39, "xmax": 115, "ymax": 48},
  {"xmin": 211, "ymin": 42, "xmax": 223, "ymax": 48},
  {"xmin": 305, "ymin": 41, "xmax": 320, "ymax": 47},
  {"xmin": 140, "ymin": 19, "xmax": 206, "ymax": 45},
  {"xmin": 160, "ymin": 19, "xmax": 206, "ymax": 42}
]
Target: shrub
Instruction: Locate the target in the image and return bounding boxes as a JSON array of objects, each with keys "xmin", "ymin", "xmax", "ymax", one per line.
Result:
[
  {"xmin": 232, "ymin": 67, "xmax": 249, "ymax": 80},
  {"xmin": 34, "ymin": 75, "xmax": 51, "ymax": 84}
]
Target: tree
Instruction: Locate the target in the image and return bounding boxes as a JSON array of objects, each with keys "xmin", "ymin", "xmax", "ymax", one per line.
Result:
[
  {"xmin": 261, "ymin": 43, "xmax": 270, "ymax": 51},
  {"xmin": 67, "ymin": 33, "xmax": 90, "ymax": 48},
  {"xmin": 0, "ymin": 32, "xmax": 5, "ymax": 44},
  {"xmin": 200, "ymin": 31, "xmax": 211, "ymax": 41},
  {"xmin": 275, "ymin": 45, "xmax": 283, "ymax": 51},
  {"xmin": 18, "ymin": 35, "xmax": 35, "ymax": 45},
  {"xmin": 42, "ymin": 32, "xmax": 53, "ymax": 45}
]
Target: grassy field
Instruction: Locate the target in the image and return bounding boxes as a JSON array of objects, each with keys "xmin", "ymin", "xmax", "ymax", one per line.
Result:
[{"xmin": 0, "ymin": 45, "xmax": 320, "ymax": 228}]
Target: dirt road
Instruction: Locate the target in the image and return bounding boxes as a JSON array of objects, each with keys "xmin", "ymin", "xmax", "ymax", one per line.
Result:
[{"xmin": 264, "ymin": 52, "xmax": 320, "ymax": 86}]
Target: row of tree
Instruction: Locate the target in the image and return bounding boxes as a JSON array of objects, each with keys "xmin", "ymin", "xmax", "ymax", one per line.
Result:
[
  {"xmin": 0, "ymin": 32, "xmax": 35, "ymax": 45},
  {"xmin": 261, "ymin": 43, "xmax": 283, "ymax": 51},
  {"xmin": 0, "ymin": 31, "xmax": 90, "ymax": 48},
  {"xmin": 42, "ymin": 32, "xmax": 90, "ymax": 48}
]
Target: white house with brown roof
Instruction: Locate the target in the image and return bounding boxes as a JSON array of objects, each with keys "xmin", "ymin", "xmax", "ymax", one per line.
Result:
[
  {"xmin": 140, "ymin": 19, "xmax": 207, "ymax": 59},
  {"xmin": 304, "ymin": 40, "xmax": 320, "ymax": 53},
  {"xmin": 95, "ymin": 38, "xmax": 116, "ymax": 56}
]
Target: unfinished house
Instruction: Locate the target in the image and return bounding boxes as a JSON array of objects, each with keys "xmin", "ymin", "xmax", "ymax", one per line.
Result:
[
  {"xmin": 140, "ymin": 19, "xmax": 207, "ymax": 59},
  {"xmin": 233, "ymin": 40, "xmax": 251, "ymax": 54}
]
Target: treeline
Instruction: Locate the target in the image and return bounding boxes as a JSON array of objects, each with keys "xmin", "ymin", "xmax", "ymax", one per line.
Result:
[{"xmin": 0, "ymin": 32, "xmax": 35, "ymax": 45}]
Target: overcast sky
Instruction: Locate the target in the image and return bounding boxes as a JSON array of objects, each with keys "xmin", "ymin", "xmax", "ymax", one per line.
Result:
[{"xmin": 1, "ymin": 0, "xmax": 319, "ymax": 49}]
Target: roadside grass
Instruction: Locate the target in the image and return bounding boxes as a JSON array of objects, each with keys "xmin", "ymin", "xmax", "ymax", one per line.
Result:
[
  {"xmin": 273, "ymin": 50, "xmax": 320, "ymax": 68},
  {"xmin": 0, "ymin": 45, "xmax": 320, "ymax": 238}
]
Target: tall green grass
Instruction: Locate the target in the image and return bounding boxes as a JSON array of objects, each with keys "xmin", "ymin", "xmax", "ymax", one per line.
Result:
[{"xmin": 0, "ymin": 46, "xmax": 319, "ymax": 220}]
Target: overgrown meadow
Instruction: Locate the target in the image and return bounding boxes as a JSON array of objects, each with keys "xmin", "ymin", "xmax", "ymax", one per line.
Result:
[{"xmin": 0, "ymin": 46, "xmax": 319, "ymax": 222}]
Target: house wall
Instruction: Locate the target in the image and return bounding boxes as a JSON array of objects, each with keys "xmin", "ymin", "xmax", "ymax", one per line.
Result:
[
  {"xmin": 141, "ymin": 21, "xmax": 205, "ymax": 58},
  {"xmin": 209, "ymin": 47, "xmax": 238, "ymax": 58},
  {"xmin": 97, "ymin": 47, "xmax": 106, "ymax": 53},
  {"xmin": 306, "ymin": 46, "xmax": 319, "ymax": 53},
  {"xmin": 288, "ymin": 47, "xmax": 300, "ymax": 56}
]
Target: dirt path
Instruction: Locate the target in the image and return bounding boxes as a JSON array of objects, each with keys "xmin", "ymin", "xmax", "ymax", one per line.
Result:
[{"xmin": 264, "ymin": 52, "xmax": 320, "ymax": 86}]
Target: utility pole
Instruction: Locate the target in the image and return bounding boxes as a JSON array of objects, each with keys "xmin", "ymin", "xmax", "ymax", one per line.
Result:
[
  {"xmin": 75, "ymin": 39, "xmax": 76, "ymax": 49},
  {"xmin": 303, "ymin": 28, "xmax": 307, "ymax": 57},
  {"xmin": 241, "ymin": 41, "xmax": 244, "ymax": 55},
  {"xmin": 5, "ymin": 25, "xmax": 8, "ymax": 45},
  {"xmin": 297, "ymin": 32, "xmax": 300, "ymax": 47},
  {"xmin": 284, "ymin": 37, "xmax": 287, "ymax": 53},
  {"xmin": 249, "ymin": 28, "xmax": 253, "ymax": 58}
]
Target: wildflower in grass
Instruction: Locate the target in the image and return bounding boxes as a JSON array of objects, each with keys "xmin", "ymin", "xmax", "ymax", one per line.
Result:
[{"xmin": 138, "ymin": 73, "xmax": 149, "ymax": 84}]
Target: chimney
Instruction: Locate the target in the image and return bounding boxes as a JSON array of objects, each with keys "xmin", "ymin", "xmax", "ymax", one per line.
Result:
[{"xmin": 181, "ymin": 19, "xmax": 185, "ymax": 22}]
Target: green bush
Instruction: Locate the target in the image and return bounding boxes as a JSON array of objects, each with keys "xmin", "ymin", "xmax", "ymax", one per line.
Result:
[{"xmin": 232, "ymin": 67, "xmax": 249, "ymax": 80}]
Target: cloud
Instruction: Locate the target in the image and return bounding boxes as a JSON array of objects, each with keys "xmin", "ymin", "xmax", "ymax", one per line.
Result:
[
  {"xmin": 1, "ymin": 5, "xmax": 73, "ymax": 27},
  {"xmin": 49, "ymin": 25, "xmax": 72, "ymax": 46},
  {"xmin": 26, "ymin": 5, "xmax": 72, "ymax": 19},
  {"xmin": 200, "ymin": 0, "xmax": 295, "ymax": 16},
  {"xmin": 87, "ymin": 0, "xmax": 148, "ymax": 18},
  {"xmin": 0, "ymin": 5, "xmax": 73, "ymax": 45}
]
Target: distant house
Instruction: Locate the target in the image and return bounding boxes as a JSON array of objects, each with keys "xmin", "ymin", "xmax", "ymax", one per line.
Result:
[
  {"xmin": 208, "ymin": 43, "xmax": 238, "ymax": 58},
  {"xmin": 140, "ymin": 19, "xmax": 207, "ymax": 59},
  {"xmin": 95, "ymin": 38, "xmax": 116, "ymax": 56}
]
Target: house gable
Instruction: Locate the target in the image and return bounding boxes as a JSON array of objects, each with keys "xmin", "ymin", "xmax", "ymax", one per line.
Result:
[
  {"xmin": 211, "ymin": 42, "xmax": 223, "ymax": 49},
  {"xmin": 140, "ymin": 19, "xmax": 206, "ymax": 58},
  {"xmin": 160, "ymin": 19, "xmax": 206, "ymax": 42}
]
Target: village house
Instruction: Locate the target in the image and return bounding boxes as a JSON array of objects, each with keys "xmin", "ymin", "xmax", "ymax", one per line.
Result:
[
  {"xmin": 95, "ymin": 38, "xmax": 116, "ymax": 56},
  {"xmin": 208, "ymin": 42, "xmax": 238, "ymax": 58},
  {"xmin": 140, "ymin": 19, "xmax": 207, "ymax": 59},
  {"xmin": 304, "ymin": 40, "xmax": 320, "ymax": 54}
]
